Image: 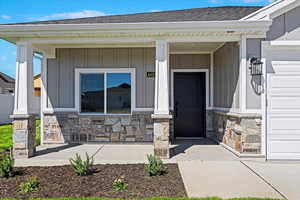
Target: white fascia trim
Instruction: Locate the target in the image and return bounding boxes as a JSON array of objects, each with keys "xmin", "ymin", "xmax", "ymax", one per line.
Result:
[
  {"xmin": 0, "ymin": 20, "xmax": 272, "ymax": 32},
  {"xmin": 270, "ymin": 40, "xmax": 300, "ymax": 46},
  {"xmin": 241, "ymin": 0, "xmax": 299, "ymax": 21},
  {"xmin": 241, "ymin": 0, "xmax": 285, "ymax": 20},
  {"xmin": 170, "ymin": 69, "xmax": 210, "ymax": 110}
]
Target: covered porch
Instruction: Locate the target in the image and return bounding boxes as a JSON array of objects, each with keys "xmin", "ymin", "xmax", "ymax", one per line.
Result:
[{"xmin": 4, "ymin": 20, "xmax": 270, "ymax": 159}]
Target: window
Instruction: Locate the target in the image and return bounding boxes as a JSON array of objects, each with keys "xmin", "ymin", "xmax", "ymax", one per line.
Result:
[{"xmin": 76, "ymin": 69, "xmax": 135, "ymax": 114}]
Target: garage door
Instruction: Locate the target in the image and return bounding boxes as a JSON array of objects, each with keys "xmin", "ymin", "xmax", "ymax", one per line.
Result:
[{"xmin": 267, "ymin": 58, "xmax": 300, "ymax": 160}]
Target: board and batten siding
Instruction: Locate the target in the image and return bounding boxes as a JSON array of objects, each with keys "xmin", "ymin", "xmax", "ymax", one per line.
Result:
[
  {"xmin": 246, "ymin": 39, "xmax": 262, "ymax": 110},
  {"xmin": 267, "ymin": 6, "xmax": 300, "ymax": 41},
  {"xmin": 170, "ymin": 54, "xmax": 211, "ymax": 107},
  {"xmin": 213, "ymin": 42, "xmax": 240, "ymax": 110},
  {"xmin": 47, "ymin": 48, "xmax": 155, "ymax": 109},
  {"xmin": 47, "ymin": 48, "xmax": 211, "ymax": 110}
]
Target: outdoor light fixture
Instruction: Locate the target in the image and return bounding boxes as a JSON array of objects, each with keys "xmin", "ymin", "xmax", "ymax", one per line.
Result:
[{"xmin": 249, "ymin": 57, "xmax": 263, "ymax": 76}]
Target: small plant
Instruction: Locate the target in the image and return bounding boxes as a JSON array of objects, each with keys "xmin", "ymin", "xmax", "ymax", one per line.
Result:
[
  {"xmin": 69, "ymin": 153, "xmax": 94, "ymax": 176},
  {"xmin": 145, "ymin": 154, "xmax": 165, "ymax": 176},
  {"xmin": 112, "ymin": 176, "xmax": 128, "ymax": 192},
  {"xmin": 0, "ymin": 154, "xmax": 14, "ymax": 178},
  {"xmin": 20, "ymin": 177, "xmax": 39, "ymax": 193}
]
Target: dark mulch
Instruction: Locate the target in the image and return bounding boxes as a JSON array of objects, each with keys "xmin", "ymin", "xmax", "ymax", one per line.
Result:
[{"xmin": 0, "ymin": 164, "xmax": 187, "ymax": 199}]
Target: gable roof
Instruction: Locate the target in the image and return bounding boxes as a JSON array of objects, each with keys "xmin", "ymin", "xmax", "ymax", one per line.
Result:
[
  {"xmin": 6, "ymin": 6, "xmax": 262, "ymax": 25},
  {"xmin": 0, "ymin": 72, "xmax": 15, "ymax": 83},
  {"xmin": 241, "ymin": 0, "xmax": 300, "ymax": 20}
]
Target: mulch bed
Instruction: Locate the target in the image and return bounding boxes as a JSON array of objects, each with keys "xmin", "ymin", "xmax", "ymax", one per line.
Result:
[{"xmin": 0, "ymin": 164, "xmax": 187, "ymax": 199}]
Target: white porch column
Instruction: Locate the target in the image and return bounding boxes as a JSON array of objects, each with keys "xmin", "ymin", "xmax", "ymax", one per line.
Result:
[
  {"xmin": 239, "ymin": 35, "xmax": 247, "ymax": 113},
  {"xmin": 152, "ymin": 40, "xmax": 172, "ymax": 159},
  {"xmin": 154, "ymin": 40, "xmax": 170, "ymax": 115},
  {"xmin": 14, "ymin": 42, "xmax": 35, "ymax": 115},
  {"xmin": 12, "ymin": 42, "xmax": 36, "ymax": 158}
]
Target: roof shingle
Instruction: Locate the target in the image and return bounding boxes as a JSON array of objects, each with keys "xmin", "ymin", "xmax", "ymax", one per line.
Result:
[{"xmin": 7, "ymin": 6, "xmax": 262, "ymax": 25}]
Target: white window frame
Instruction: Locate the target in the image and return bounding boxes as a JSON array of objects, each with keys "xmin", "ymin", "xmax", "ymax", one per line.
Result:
[{"xmin": 75, "ymin": 68, "xmax": 136, "ymax": 115}]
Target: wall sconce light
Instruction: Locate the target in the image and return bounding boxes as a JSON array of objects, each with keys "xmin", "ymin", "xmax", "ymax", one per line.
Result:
[{"xmin": 249, "ymin": 57, "xmax": 263, "ymax": 76}]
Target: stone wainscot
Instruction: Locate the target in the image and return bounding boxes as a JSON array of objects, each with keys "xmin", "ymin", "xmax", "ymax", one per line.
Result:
[
  {"xmin": 43, "ymin": 111, "xmax": 154, "ymax": 143},
  {"xmin": 212, "ymin": 110, "xmax": 262, "ymax": 154}
]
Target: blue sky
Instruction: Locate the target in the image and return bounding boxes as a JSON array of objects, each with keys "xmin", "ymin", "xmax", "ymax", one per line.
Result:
[{"xmin": 0, "ymin": 0, "xmax": 272, "ymax": 78}]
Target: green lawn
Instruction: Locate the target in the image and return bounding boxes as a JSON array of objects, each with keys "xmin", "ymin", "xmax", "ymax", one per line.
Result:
[{"xmin": 0, "ymin": 120, "xmax": 40, "ymax": 153}]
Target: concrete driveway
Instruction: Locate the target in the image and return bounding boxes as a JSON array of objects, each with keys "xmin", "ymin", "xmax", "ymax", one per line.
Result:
[
  {"xmin": 242, "ymin": 160, "xmax": 300, "ymax": 200},
  {"xmin": 14, "ymin": 139, "xmax": 300, "ymax": 199}
]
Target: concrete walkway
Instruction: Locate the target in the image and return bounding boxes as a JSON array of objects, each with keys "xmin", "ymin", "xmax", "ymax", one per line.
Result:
[{"xmin": 14, "ymin": 139, "xmax": 300, "ymax": 199}]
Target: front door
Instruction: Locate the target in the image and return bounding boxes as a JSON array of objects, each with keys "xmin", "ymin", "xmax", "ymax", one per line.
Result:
[{"xmin": 174, "ymin": 72, "xmax": 206, "ymax": 138}]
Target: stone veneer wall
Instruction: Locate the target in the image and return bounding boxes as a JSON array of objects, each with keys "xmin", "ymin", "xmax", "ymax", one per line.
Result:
[
  {"xmin": 212, "ymin": 110, "xmax": 262, "ymax": 154},
  {"xmin": 43, "ymin": 111, "xmax": 154, "ymax": 143}
]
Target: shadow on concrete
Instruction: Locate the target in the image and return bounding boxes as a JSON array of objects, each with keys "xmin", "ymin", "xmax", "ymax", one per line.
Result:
[
  {"xmin": 170, "ymin": 138, "xmax": 218, "ymax": 157},
  {"xmin": 35, "ymin": 143, "xmax": 82, "ymax": 157}
]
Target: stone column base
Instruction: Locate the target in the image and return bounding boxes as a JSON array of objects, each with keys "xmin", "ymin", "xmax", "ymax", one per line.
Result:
[
  {"xmin": 11, "ymin": 115, "xmax": 36, "ymax": 158},
  {"xmin": 152, "ymin": 114, "xmax": 172, "ymax": 159}
]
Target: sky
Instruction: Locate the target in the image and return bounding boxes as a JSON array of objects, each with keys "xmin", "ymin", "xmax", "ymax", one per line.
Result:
[{"xmin": 0, "ymin": 0, "xmax": 273, "ymax": 79}]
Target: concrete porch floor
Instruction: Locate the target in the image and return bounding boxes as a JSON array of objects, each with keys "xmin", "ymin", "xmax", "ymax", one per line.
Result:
[
  {"xmin": 14, "ymin": 139, "xmax": 300, "ymax": 200},
  {"xmin": 15, "ymin": 139, "xmax": 237, "ymax": 166}
]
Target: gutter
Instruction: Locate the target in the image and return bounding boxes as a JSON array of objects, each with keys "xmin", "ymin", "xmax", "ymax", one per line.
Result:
[{"xmin": 0, "ymin": 20, "xmax": 272, "ymax": 33}]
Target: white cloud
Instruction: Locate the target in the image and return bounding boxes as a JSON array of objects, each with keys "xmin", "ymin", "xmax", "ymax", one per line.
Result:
[
  {"xmin": 148, "ymin": 9, "xmax": 161, "ymax": 12},
  {"xmin": 34, "ymin": 10, "xmax": 106, "ymax": 21},
  {"xmin": 0, "ymin": 15, "xmax": 11, "ymax": 19}
]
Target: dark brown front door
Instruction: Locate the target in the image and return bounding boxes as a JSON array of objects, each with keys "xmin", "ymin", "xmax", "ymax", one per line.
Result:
[{"xmin": 174, "ymin": 72, "xmax": 206, "ymax": 138}]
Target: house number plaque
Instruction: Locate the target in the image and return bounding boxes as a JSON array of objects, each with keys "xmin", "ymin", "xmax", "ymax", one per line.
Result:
[{"xmin": 147, "ymin": 72, "xmax": 155, "ymax": 78}]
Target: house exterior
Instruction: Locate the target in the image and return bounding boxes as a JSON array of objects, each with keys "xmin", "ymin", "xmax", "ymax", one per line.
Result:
[
  {"xmin": 0, "ymin": 72, "xmax": 15, "ymax": 94},
  {"xmin": 34, "ymin": 74, "xmax": 41, "ymax": 97},
  {"xmin": 0, "ymin": 0, "xmax": 299, "ymax": 160}
]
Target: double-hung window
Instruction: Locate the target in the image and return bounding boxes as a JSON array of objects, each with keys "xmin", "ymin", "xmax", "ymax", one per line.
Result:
[{"xmin": 75, "ymin": 68, "xmax": 135, "ymax": 115}]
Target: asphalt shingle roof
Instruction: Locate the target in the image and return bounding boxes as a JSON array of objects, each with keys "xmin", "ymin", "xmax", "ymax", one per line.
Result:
[{"xmin": 7, "ymin": 6, "xmax": 262, "ymax": 25}]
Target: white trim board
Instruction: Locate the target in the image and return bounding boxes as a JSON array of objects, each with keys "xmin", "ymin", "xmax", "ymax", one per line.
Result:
[
  {"xmin": 170, "ymin": 69, "xmax": 210, "ymax": 109},
  {"xmin": 75, "ymin": 68, "xmax": 136, "ymax": 115}
]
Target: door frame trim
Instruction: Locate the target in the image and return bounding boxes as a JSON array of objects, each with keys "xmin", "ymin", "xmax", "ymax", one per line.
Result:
[{"xmin": 170, "ymin": 69, "xmax": 210, "ymax": 110}]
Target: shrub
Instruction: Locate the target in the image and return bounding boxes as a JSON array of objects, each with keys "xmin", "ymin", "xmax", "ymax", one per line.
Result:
[
  {"xmin": 145, "ymin": 154, "xmax": 165, "ymax": 176},
  {"xmin": 112, "ymin": 176, "xmax": 128, "ymax": 192},
  {"xmin": 0, "ymin": 154, "xmax": 14, "ymax": 178},
  {"xmin": 20, "ymin": 177, "xmax": 39, "ymax": 193},
  {"xmin": 69, "ymin": 153, "xmax": 94, "ymax": 176}
]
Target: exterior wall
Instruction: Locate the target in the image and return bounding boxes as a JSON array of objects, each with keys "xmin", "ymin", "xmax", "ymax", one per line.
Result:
[
  {"xmin": 213, "ymin": 42, "xmax": 240, "ymax": 110},
  {"xmin": 47, "ymin": 48, "xmax": 155, "ymax": 109},
  {"xmin": 266, "ymin": 6, "xmax": 300, "ymax": 41},
  {"xmin": 0, "ymin": 94, "xmax": 14, "ymax": 124},
  {"xmin": 212, "ymin": 111, "xmax": 262, "ymax": 154},
  {"xmin": 170, "ymin": 53, "xmax": 211, "ymax": 105},
  {"xmin": 246, "ymin": 39, "xmax": 262, "ymax": 110},
  {"xmin": 0, "ymin": 78, "xmax": 14, "ymax": 94},
  {"xmin": 43, "ymin": 111, "xmax": 153, "ymax": 143}
]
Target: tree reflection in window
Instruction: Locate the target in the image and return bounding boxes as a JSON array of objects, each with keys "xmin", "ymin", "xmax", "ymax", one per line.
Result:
[
  {"xmin": 107, "ymin": 73, "xmax": 131, "ymax": 114},
  {"xmin": 80, "ymin": 74, "xmax": 104, "ymax": 113}
]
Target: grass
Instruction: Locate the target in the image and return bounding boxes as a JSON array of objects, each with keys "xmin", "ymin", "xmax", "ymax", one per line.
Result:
[
  {"xmin": 0, "ymin": 120, "xmax": 40, "ymax": 153},
  {"xmin": 0, "ymin": 198, "xmax": 282, "ymax": 200}
]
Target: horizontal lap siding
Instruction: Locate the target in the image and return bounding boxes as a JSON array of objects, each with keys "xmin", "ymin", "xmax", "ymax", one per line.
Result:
[{"xmin": 47, "ymin": 48, "xmax": 155, "ymax": 109}]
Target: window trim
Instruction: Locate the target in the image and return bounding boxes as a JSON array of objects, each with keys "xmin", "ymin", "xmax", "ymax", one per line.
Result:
[{"xmin": 75, "ymin": 68, "xmax": 136, "ymax": 115}]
